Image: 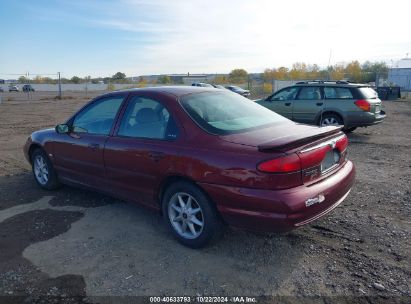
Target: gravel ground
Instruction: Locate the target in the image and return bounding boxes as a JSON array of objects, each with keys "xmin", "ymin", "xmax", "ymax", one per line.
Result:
[{"xmin": 0, "ymin": 92, "xmax": 409, "ymax": 303}]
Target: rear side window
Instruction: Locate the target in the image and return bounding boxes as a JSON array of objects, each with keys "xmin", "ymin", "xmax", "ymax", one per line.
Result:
[
  {"xmin": 118, "ymin": 96, "xmax": 178, "ymax": 140},
  {"xmin": 324, "ymin": 87, "xmax": 353, "ymax": 99},
  {"xmin": 358, "ymin": 87, "xmax": 378, "ymax": 99}
]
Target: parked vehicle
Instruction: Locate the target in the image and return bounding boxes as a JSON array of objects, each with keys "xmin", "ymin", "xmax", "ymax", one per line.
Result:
[
  {"xmin": 9, "ymin": 85, "xmax": 19, "ymax": 92},
  {"xmin": 24, "ymin": 87, "xmax": 355, "ymax": 248},
  {"xmin": 226, "ymin": 85, "xmax": 250, "ymax": 97},
  {"xmin": 22, "ymin": 84, "xmax": 35, "ymax": 92},
  {"xmin": 212, "ymin": 84, "xmax": 225, "ymax": 89},
  {"xmin": 192, "ymin": 82, "xmax": 213, "ymax": 87},
  {"xmin": 0, "ymin": 87, "xmax": 4, "ymax": 92},
  {"xmin": 256, "ymin": 81, "xmax": 385, "ymax": 132}
]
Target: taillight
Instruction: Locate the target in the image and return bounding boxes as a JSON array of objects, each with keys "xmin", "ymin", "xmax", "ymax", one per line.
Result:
[
  {"xmin": 336, "ymin": 135, "xmax": 348, "ymax": 152},
  {"xmin": 258, "ymin": 135, "xmax": 349, "ymax": 174},
  {"xmin": 299, "ymin": 146, "xmax": 329, "ymax": 169},
  {"xmin": 354, "ymin": 99, "xmax": 371, "ymax": 112},
  {"xmin": 298, "ymin": 135, "xmax": 348, "ymax": 169},
  {"xmin": 257, "ymin": 153, "xmax": 301, "ymax": 173}
]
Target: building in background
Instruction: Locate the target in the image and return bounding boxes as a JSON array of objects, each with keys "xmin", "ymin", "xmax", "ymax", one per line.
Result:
[{"xmin": 388, "ymin": 58, "xmax": 411, "ymax": 91}]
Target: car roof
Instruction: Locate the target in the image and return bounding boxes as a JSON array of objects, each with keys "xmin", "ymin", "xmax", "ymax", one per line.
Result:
[
  {"xmin": 106, "ymin": 86, "xmax": 219, "ymax": 98},
  {"xmin": 293, "ymin": 81, "xmax": 371, "ymax": 88}
]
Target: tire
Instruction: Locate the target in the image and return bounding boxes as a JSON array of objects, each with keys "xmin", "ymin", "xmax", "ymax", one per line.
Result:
[
  {"xmin": 162, "ymin": 181, "xmax": 222, "ymax": 248},
  {"xmin": 344, "ymin": 127, "xmax": 357, "ymax": 133},
  {"xmin": 320, "ymin": 113, "xmax": 343, "ymax": 127},
  {"xmin": 31, "ymin": 148, "xmax": 60, "ymax": 190}
]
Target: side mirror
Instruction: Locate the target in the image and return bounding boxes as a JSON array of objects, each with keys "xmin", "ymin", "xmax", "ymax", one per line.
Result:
[{"xmin": 56, "ymin": 124, "xmax": 70, "ymax": 134}]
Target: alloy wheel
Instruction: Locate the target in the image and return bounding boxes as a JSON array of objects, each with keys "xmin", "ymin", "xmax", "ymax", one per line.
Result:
[
  {"xmin": 168, "ymin": 192, "xmax": 204, "ymax": 239},
  {"xmin": 33, "ymin": 155, "xmax": 49, "ymax": 185},
  {"xmin": 321, "ymin": 117, "xmax": 340, "ymax": 126}
]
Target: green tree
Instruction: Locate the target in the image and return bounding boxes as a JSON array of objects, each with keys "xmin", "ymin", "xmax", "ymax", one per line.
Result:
[
  {"xmin": 263, "ymin": 68, "xmax": 275, "ymax": 82},
  {"xmin": 306, "ymin": 64, "xmax": 320, "ymax": 80},
  {"xmin": 362, "ymin": 61, "xmax": 388, "ymax": 83},
  {"xmin": 275, "ymin": 67, "xmax": 289, "ymax": 80},
  {"xmin": 112, "ymin": 72, "xmax": 126, "ymax": 81},
  {"xmin": 18, "ymin": 76, "xmax": 28, "ymax": 83},
  {"xmin": 289, "ymin": 62, "xmax": 308, "ymax": 80},
  {"xmin": 71, "ymin": 76, "xmax": 81, "ymax": 84},
  {"xmin": 345, "ymin": 61, "xmax": 362, "ymax": 82},
  {"xmin": 158, "ymin": 75, "xmax": 171, "ymax": 84},
  {"xmin": 213, "ymin": 75, "xmax": 228, "ymax": 84},
  {"xmin": 42, "ymin": 77, "xmax": 54, "ymax": 84},
  {"xmin": 328, "ymin": 65, "xmax": 345, "ymax": 80},
  {"xmin": 229, "ymin": 68, "xmax": 248, "ymax": 83}
]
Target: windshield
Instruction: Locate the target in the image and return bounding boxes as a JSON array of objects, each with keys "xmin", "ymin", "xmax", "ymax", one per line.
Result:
[
  {"xmin": 180, "ymin": 91, "xmax": 287, "ymax": 135},
  {"xmin": 359, "ymin": 87, "xmax": 378, "ymax": 99}
]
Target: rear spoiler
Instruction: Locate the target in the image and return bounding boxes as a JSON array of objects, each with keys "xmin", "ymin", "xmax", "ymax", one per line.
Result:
[{"xmin": 258, "ymin": 125, "xmax": 343, "ymax": 152}]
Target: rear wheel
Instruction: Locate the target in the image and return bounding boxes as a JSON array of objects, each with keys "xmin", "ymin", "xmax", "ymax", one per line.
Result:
[
  {"xmin": 320, "ymin": 113, "xmax": 343, "ymax": 127},
  {"xmin": 162, "ymin": 181, "xmax": 222, "ymax": 248},
  {"xmin": 31, "ymin": 149, "xmax": 60, "ymax": 190}
]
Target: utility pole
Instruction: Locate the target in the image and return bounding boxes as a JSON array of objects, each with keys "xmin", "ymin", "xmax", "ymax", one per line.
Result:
[
  {"xmin": 26, "ymin": 72, "xmax": 30, "ymax": 101},
  {"xmin": 58, "ymin": 72, "xmax": 62, "ymax": 99}
]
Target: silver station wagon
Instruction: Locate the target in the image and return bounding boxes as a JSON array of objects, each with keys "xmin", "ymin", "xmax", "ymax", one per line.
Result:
[{"xmin": 256, "ymin": 81, "xmax": 386, "ymax": 133}]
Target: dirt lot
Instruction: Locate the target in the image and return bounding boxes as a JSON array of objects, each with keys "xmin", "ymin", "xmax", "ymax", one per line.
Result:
[{"xmin": 0, "ymin": 91, "xmax": 410, "ymax": 303}]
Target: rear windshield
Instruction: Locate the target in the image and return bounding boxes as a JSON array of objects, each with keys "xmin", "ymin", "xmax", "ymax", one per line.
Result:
[
  {"xmin": 180, "ymin": 91, "xmax": 287, "ymax": 135},
  {"xmin": 358, "ymin": 87, "xmax": 378, "ymax": 99}
]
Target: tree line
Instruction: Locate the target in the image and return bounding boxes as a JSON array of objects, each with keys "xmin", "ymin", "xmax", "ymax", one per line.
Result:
[
  {"xmin": 262, "ymin": 61, "xmax": 388, "ymax": 83},
  {"xmin": 214, "ymin": 61, "xmax": 388, "ymax": 84},
  {"xmin": 18, "ymin": 72, "xmax": 129, "ymax": 84},
  {"xmin": 16, "ymin": 61, "xmax": 389, "ymax": 85}
]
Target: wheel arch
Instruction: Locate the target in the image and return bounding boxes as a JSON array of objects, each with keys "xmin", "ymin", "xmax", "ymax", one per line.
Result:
[
  {"xmin": 316, "ymin": 110, "xmax": 345, "ymax": 127},
  {"xmin": 157, "ymin": 175, "xmax": 218, "ymax": 215},
  {"xmin": 28, "ymin": 143, "xmax": 43, "ymax": 163}
]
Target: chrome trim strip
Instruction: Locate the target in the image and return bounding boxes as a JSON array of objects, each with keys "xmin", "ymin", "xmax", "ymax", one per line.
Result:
[{"xmin": 299, "ymin": 134, "xmax": 346, "ymax": 153}]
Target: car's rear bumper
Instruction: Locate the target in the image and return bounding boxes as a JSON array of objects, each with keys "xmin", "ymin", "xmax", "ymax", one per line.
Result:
[
  {"xmin": 199, "ymin": 160, "xmax": 355, "ymax": 232},
  {"xmin": 346, "ymin": 110, "xmax": 386, "ymax": 128}
]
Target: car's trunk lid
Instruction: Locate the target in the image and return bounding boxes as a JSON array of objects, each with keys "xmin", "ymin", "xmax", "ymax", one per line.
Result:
[
  {"xmin": 221, "ymin": 123, "xmax": 347, "ymax": 186},
  {"xmin": 221, "ymin": 122, "xmax": 342, "ymax": 152}
]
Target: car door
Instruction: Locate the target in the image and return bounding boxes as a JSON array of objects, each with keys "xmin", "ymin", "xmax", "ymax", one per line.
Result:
[
  {"xmin": 259, "ymin": 86, "xmax": 299, "ymax": 119},
  {"xmin": 53, "ymin": 94, "xmax": 126, "ymax": 190},
  {"xmin": 292, "ymin": 86, "xmax": 324, "ymax": 124},
  {"xmin": 104, "ymin": 93, "xmax": 182, "ymax": 207}
]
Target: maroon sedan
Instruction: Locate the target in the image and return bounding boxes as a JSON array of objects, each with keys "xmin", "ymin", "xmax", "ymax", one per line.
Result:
[{"xmin": 24, "ymin": 87, "xmax": 355, "ymax": 248}]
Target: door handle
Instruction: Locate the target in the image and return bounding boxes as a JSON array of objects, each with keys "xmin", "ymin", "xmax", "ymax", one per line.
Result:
[
  {"xmin": 316, "ymin": 102, "xmax": 323, "ymax": 106},
  {"xmin": 284, "ymin": 102, "xmax": 291, "ymax": 106},
  {"xmin": 149, "ymin": 151, "xmax": 165, "ymax": 162},
  {"xmin": 89, "ymin": 143, "xmax": 100, "ymax": 151}
]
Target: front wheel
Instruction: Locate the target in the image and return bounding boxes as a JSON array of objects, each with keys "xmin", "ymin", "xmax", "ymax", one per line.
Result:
[
  {"xmin": 162, "ymin": 182, "xmax": 222, "ymax": 248},
  {"xmin": 31, "ymin": 149, "xmax": 60, "ymax": 190}
]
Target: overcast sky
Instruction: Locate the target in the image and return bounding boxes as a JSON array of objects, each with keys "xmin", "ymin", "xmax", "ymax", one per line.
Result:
[{"xmin": 0, "ymin": 0, "xmax": 410, "ymax": 78}]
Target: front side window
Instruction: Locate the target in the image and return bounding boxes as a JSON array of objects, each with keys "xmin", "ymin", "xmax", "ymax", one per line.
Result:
[
  {"xmin": 181, "ymin": 91, "xmax": 287, "ymax": 135},
  {"xmin": 324, "ymin": 87, "xmax": 353, "ymax": 99},
  {"xmin": 72, "ymin": 96, "xmax": 124, "ymax": 135},
  {"xmin": 271, "ymin": 87, "xmax": 299, "ymax": 101},
  {"xmin": 118, "ymin": 96, "xmax": 178, "ymax": 140},
  {"xmin": 297, "ymin": 87, "xmax": 322, "ymax": 100}
]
